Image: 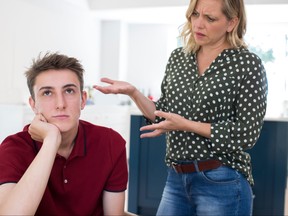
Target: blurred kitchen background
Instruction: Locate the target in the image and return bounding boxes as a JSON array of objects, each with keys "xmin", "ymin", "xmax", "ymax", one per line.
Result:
[{"xmin": 0, "ymin": 0, "xmax": 288, "ymax": 213}]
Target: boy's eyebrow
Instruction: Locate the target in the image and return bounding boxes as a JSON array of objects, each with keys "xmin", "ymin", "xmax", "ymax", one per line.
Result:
[
  {"xmin": 39, "ymin": 86, "xmax": 53, "ymax": 91},
  {"xmin": 38, "ymin": 84, "xmax": 77, "ymax": 91},
  {"xmin": 63, "ymin": 84, "xmax": 78, "ymax": 88}
]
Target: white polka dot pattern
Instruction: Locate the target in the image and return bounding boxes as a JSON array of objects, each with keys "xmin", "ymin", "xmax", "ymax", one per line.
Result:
[{"xmin": 153, "ymin": 47, "xmax": 268, "ymax": 185}]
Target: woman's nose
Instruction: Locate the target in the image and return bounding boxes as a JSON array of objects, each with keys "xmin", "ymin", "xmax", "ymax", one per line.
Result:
[{"xmin": 193, "ymin": 16, "xmax": 204, "ymax": 29}]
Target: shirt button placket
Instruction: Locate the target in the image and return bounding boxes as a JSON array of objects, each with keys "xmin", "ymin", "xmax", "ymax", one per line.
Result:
[{"xmin": 63, "ymin": 163, "xmax": 68, "ymax": 184}]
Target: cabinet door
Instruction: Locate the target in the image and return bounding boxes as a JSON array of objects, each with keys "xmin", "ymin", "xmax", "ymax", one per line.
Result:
[
  {"xmin": 248, "ymin": 121, "xmax": 288, "ymax": 215},
  {"xmin": 128, "ymin": 115, "xmax": 167, "ymax": 215}
]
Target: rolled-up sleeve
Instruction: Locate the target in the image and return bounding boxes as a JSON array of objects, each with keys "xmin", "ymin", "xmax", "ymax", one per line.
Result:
[{"xmin": 210, "ymin": 54, "xmax": 268, "ymax": 154}]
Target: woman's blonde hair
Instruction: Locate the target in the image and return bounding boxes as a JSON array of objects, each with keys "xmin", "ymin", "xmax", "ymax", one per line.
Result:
[{"xmin": 180, "ymin": 0, "xmax": 247, "ymax": 54}]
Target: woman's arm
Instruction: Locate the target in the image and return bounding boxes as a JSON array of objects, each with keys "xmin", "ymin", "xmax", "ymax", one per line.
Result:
[{"xmin": 94, "ymin": 78, "xmax": 156, "ymax": 121}]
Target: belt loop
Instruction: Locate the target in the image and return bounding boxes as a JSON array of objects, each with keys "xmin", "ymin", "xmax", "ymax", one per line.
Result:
[
  {"xmin": 193, "ymin": 160, "xmax": 200, "ymax": 172},
  {"xmin": 171, "ymin": 161, "xmax": 181, "ymax": 173},
  {"xmin": 172, "ymin": 162, "xmax": 182, "ymax": 173}
]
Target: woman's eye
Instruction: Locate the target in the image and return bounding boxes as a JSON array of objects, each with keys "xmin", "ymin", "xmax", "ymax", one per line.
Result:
[
  {"xmin": 191, "ymin": 11, "xmax": 199, "ymax": 17},
  {"xmin": 207, "ymin": 16, "xmax": 216, "ymax": 22}
]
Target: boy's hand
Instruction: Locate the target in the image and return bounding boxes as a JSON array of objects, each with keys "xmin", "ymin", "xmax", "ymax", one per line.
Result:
[{"xmin": 28, "ymin": 113, "xmax": 61, "ymax": 146}]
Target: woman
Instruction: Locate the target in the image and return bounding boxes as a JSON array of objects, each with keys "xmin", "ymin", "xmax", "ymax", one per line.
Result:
[{"xmin": 94, "ymin": 0, "xmax": 268, "ymax": 215}]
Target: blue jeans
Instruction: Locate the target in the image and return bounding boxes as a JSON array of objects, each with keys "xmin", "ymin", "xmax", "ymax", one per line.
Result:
[{"xmin": 156, "ymin": 163, "xmax": 253, "ymax": 216}]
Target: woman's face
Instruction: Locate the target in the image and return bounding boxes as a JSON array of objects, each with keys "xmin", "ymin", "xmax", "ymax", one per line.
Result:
[{"xmin": 190, "ymin": 0, "xmax": 237, "ymax": 49}]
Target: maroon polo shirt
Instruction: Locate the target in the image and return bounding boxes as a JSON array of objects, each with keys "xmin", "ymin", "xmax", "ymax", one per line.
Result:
[{"xmin": 0, "ymin": 120, "xmax": 128, "ymax": 216}]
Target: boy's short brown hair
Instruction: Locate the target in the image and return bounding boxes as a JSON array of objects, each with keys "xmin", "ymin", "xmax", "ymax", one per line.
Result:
[{"xmin": 25, "ymin": 52, "xmax": 84, "ymax": 100}]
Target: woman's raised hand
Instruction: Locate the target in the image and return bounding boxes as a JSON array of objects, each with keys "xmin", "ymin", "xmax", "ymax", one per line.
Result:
[{"xmin": 93, "ymin": 77, "xmax": 136, "ymax": 96}]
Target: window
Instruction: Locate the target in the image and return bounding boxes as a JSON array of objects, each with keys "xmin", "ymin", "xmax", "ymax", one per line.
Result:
[{"xmin": 246, "ymin": 4, "xmax": 288, "ymax": 118}]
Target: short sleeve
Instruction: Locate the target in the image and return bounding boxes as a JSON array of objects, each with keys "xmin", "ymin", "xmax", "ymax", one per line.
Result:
[
  {"xmin": 0, "ymin": 132, "xmax": 35, "ymax": 184},
  {"xmin": 103, "ymin": 129, "xmax": 128, "ymax": 192}
]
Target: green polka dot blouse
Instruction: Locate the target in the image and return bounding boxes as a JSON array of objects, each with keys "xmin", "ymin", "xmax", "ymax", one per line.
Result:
[{"xmin": 154, "ymin": 47, "xmax": 268, "ymax": 185}]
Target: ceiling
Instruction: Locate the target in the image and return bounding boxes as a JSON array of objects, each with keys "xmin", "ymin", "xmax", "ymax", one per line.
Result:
[
  {"xmin": 91, "ymin": 4, "xmax": 288, "ymax": 25},
  {"xmin": 57, "ymin": 0, "xmax": 288, "ymax": 24},
  {"xmin": 87, "ymin": 0, "xmax": 288, "ymax": 10}
]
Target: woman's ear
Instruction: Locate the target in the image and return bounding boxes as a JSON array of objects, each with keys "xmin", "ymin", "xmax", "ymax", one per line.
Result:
[{"xmin": 227, "ymin": 17, "xmax": 238, "ymax": 33}]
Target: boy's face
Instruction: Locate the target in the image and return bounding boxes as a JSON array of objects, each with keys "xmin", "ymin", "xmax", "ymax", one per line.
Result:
[{"xmin": 29, "ymin": 69, "xmax": 87, "ymax": 133}]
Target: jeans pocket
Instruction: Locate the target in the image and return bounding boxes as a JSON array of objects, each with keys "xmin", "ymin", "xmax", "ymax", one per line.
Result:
[{"xmin": 200, "ymin": 165, "xmax": 240, "ymax": 183}]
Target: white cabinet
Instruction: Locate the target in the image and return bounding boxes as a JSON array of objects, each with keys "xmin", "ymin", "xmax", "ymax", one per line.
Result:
[
  {"xmin": 80, "ymin": 105, "xmax": 131, "ymax": 148},
  {"xmin": 0, "ymin": 105, "xmax": 24, "ymax": 143}
]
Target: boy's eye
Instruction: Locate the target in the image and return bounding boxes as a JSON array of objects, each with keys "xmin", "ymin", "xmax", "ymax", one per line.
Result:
[
  {"xmin": 66, "ymin": 88, "xmax": 75, "ymax": 94},
  {"xmin": 43, "ymin": 90, "xmax": 52, "ymax": 96}
]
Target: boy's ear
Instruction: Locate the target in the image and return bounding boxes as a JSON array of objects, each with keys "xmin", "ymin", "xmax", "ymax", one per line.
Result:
[
  {"xmin": 81, "ymin": 91, "xmax": 87, "ymax": 110},
  {"xmin": 29, "ymin": 96, "xmax": 37, "ymax": 114}
]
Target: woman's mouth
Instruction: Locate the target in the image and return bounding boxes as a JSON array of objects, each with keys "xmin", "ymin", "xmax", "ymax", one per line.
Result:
[{"xmin": 195, "ymin": 32, "xmax": 206, "ymax": 38}]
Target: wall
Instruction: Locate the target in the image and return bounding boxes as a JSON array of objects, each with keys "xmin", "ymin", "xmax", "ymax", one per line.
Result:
[
  {"xmin": 0, "ymin": 0, "xmax": 100, "ymax": 105},
  {"xmin": 126, "ymin": 23, "xmax": 178, "ymax": 99}
]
